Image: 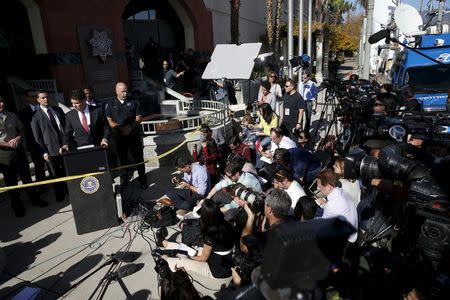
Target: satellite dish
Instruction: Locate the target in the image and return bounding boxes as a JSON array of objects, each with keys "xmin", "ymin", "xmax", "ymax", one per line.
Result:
[{"xmin": 394, "ymin": 4, "xmax": 423, "ymax": 36}]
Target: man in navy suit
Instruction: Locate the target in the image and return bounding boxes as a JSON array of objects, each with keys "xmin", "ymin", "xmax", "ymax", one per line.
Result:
[
  {"xmin": 61, "ymin": 89, "xmax": 110, "ymax": 151},
  {"xmin": 31, "ymin": 91, "xmax": 67, "ymax": 202},
  {"xmin": 18, "ymin": 89, "xmax": 46, "ymax": 183}
]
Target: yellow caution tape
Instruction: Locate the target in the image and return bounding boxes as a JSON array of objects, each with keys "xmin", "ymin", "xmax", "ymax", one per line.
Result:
[{"xmin": 0, "ymin": 127, "xmax": 201, "ymax": 192}]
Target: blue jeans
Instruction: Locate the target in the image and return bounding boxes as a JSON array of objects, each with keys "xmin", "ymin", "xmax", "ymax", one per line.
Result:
[{"xmin": 305, "ymin": 101, "xmax": 313, "ymax": 133}]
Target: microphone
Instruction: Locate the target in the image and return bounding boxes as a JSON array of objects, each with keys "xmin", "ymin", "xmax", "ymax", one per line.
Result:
[
  {"xmin": 110, "ymin": 251, "xmax": 142, "ymax": 263},
  {"xmin": 107, "ymin": 263, "xmax": 145, "ymax": 280},
  {"xmin": 368, "ymin": 29, "xmax": 390, "ymax": 44}
]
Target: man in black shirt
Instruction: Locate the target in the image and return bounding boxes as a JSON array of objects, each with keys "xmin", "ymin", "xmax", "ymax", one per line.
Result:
[
  {"xmin": 104, "ymin": 82, "xmax": 147, "ymax": 189},
  {"xmin": 161, "ymin": 60, "xmax": 184, "ymax": 89},
  {"xmin": 280, "ymin": 79, "xmax": 306, "ymax": 138}
]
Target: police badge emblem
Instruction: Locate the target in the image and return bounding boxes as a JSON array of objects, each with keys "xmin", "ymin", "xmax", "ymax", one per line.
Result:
[{"xmin": 80, "ymin": 176, "xmax": 100, "ymax": 194}]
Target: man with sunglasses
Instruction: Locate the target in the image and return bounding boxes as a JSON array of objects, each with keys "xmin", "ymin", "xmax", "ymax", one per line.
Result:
[{"xmin": 280, "ymin": 79, "xmax": 305, "ymax": 138}]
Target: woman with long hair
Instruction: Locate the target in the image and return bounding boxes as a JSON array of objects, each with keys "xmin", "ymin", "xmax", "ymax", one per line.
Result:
[
  {"xmin": 258, "ymin": 81, "xmax": 276, "ymax": 112},
  {"xmin": 255, "ymin": 103, "xmax": 279, "ymax": 139},
  {"xmin": 267, "ymin": 71, "xmax": 283, "ymax": 116},
  {"xmin": 161, "ymin": 200, "xmax": 235, "ymax": 290}
]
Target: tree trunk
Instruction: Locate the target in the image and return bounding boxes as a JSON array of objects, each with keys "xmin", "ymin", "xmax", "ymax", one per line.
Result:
[
  {"xmin": 315, "ymin": 29, "xmax": 324, "ymax": 83},
  {"xmin": 275, "ymin": 0, "xmax": 284, "ymax": 56},
  {"xmin": 230, "ymin": 0, "xmax": 241, "ymax": 44},
  {"xmin": 323, "ymin": 29, "xmax": 330, "ymax": 79},
  {"xmin": 266, "ymin": 0, "xmax": 274, "ymax": 47}
]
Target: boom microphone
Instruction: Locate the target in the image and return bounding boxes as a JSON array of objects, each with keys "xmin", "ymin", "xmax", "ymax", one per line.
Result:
[{"xmin": 368, "ymin": 29, "xmax": 390, "ymax": 44}]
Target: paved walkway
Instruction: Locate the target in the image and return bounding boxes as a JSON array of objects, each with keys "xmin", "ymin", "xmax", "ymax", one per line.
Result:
[{"xmin": 0, "ymin": 167, "xmax": 220, "ymax": 300}]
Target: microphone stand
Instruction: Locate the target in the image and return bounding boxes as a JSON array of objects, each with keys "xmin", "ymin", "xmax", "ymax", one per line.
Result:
[
  {"xmin": 97, "ymin": 266, "xmax": 134, "ymax": 300},
  {"xmin": 63, "ymin": 257, "xmax": 118, "ymax": 296},
  {"xmin": 87, "ymin": 262, "xmax": 117, "ymax": 300}
]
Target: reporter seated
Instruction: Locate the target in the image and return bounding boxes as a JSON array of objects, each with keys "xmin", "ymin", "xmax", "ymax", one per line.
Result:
[
  {"xmin": 161, "ymin": 200, "xmax": 236, "ymax": 290},
  {"xmin": 272, "ymin": 165, "xmax": 306, "ymax": 215},
  {"xmin": 315, "ymin": 169, "xmax": 358, "ymax": 243},
  {"xmin": 157, "ymin": 156, "xmax": 210, "ymax": 211}
]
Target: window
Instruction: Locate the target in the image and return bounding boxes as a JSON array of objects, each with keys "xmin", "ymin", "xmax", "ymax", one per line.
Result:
[{"xmin": 127, "ymin": 10, "xmax": 157, "ymax": 21}]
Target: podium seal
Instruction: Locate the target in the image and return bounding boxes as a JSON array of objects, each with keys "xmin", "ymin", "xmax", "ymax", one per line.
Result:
[{"xmin": 80, "ymin": 176, "xmax": 100, "ymax": 194}]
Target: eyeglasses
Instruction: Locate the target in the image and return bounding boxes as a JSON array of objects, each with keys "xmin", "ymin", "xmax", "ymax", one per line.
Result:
[
  {"xmin": 284, "ymin": 85, "xmax": 290, "ymax": 88},
  {"xmin": 298, "ymin": 136, "xmax": 305, "ymax": 140},
  {"xmin": 269, "ymin": 75, "xmax": 276, "ymax": 78}
]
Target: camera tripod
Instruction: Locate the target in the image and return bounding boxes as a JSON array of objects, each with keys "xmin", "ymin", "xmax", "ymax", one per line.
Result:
[{"xmin": 311, "ymin": 85, "xmax": 341, "ymax": 147}]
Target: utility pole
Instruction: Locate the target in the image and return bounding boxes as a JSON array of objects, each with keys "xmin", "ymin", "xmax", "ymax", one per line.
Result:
[
  {"xmin": 298, "ymin": 0, "xmax": 304, "ymax": 86},
  {"xmin": 437, "ymin": 0, "xmax": 445, "ymax": 34},
  {"xmin": 288, "ymin": 0, "xmax": 294, "ymax": 78},
  {"xmin": 307, "ymin": 0, "xmax": 312, "ymax": 58},
  {"xmin": 362, "ymin": 0, "xmax": 374, "ymax": 80}
]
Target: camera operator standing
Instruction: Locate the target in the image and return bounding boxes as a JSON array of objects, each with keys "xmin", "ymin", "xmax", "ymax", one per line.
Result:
[{"xmin": 298, "ymin": 73, "xmax": 318, "ymax": 133}]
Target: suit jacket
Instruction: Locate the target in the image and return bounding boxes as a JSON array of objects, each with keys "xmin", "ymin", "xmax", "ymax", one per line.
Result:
[
  {"xmin": 31, "ymin": 106, "xmax": 65, "ymax": 157},
  {"xmin": 63, "ymin": 105, "xmax": 110, "ymax": 148},
  {"xmin": 18, "ymin": 105, "xmax": 38, "ymax": 151}
]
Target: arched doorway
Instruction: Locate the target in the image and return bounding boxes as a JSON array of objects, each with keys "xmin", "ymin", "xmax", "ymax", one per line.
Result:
[{"xmin": 122, "ymin": 0, "xmax": 187, "ymax": 80}]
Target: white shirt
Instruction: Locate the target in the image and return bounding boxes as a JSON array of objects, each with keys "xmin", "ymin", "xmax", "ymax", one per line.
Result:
[
  {"xmin": 322, "ymin": 187, "xmax": 358, "ymax": 243},
  {"xmin": 285, "ymin": 180, "xmax": 306, "ymax": 215},
  {"xmin": 270, "ymin": 136, "xmax": 297, "ymax": 153},
  {"xmin": 77, "ymin": 106, "xmax": 91, "ymax": 126},
  {"xmin": 339, "ymin": 179, "xmax": 361, "ymax": 209},
  {"xmin": 40, "ymin": 105, "xmax": 63, "ymax": 133}
]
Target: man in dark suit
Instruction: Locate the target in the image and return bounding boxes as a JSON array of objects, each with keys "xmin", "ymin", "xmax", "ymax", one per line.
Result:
[
  {"xmin": 18, "ymin": 89, "xmax": 46, "ymax": 183},
  {"xmin": 61, "ymin": 89, "xmax": 110, "ymax": 151},
  {"xmin": 31, "ymin": 91, "xmax": 67, "ymax": 202}
]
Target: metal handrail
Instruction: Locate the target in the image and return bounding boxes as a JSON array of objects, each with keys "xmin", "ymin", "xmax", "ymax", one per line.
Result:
[{"xmin": 141, "ymin": 99, "xmax": 228, "ymax": 135}]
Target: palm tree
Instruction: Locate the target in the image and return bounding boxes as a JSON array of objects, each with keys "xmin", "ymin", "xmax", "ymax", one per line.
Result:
[
  {"xmin": 266, "ymin": 0, "xmax": 274, "ymax": 47},
  {"xmin": 275, "ymin": 0, "xmax": 284, "ymax": 56},
  {"xmin": 230, "ymin": 0, "xmax": 241, "ymax": 44},
  {"xmin": 322, "ymin": 0, "xmax": 353, "ymax": 78}
]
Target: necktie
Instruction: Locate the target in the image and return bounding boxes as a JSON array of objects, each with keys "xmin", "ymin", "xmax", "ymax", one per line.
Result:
[
  {"xmin": 48, "ymin": 109, "xmax": 61, "ymax": 137},
  {"xmin": 81, "ymin": 112, "xmax": 90, "ymax": 133}
]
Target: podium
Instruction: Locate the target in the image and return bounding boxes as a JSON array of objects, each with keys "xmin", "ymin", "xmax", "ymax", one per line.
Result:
[{"xmin": 63, "ymin": 148, "xmax": 119, "ymax": 234}]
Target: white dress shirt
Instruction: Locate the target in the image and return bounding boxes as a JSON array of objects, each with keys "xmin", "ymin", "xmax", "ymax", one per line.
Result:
[
  {"xmin": 270, "ymin": 136, "xmax": 297, "ymax": 153},
  {"xmin": 285, "ymin": 180, "xmax": 306, "ymax": 215},
  {"xmin": 322, "ymin": 187, "xmax": 358, "ymax": 243}
]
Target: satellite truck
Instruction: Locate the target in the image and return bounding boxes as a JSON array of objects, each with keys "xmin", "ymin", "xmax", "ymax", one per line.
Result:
[{"xmin": 370, "ymin": 0, "xmax": 450, "ymax": 113}]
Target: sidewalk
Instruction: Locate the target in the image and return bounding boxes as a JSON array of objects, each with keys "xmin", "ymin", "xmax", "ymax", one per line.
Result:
[{"xmin": 0, "ymin": 167, "xmax": 219, "ymax": 299}]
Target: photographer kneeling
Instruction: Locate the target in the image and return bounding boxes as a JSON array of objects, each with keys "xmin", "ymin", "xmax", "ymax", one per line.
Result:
[
  {"xmin": 234, "ymin": 188, "xmax": 291, "ymax": 255},
  {"xmin": 160, "ymin": 200, "xmax": 235, "ymax": 290}
]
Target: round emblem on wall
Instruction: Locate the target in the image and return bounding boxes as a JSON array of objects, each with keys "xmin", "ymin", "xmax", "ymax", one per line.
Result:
[{"xmin": 80, "ymin": 176, "xmax": 100, "ymax": 194}]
